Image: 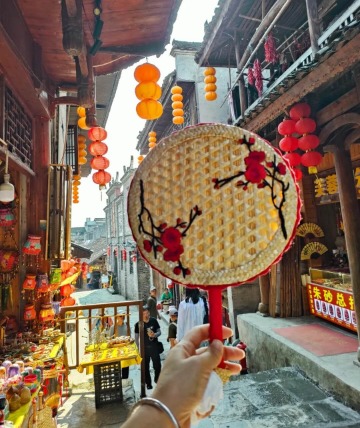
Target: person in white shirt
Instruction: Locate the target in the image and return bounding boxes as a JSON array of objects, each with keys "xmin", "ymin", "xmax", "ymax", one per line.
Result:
[{"xmin": 177, "ymin": 288, "xmax": 207, "ymax": 342}]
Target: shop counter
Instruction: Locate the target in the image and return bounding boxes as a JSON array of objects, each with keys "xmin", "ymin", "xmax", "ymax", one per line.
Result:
[{"xmin": 307, "ymin": 268, "xmax": 357, "ymax": 332}]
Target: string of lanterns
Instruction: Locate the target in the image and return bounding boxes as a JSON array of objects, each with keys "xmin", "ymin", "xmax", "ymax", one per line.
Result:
[
  {"xmin": 77, "ymin": 106, "xmax": 90, "ymax": 131},
  {"xmin": 88, "ymin": 126, "xmax": 111, "ymax": 190},
  {"xmin": 134, "ymin": 63, "xmax": 163, "ymax": 120},
  {"xmin": 204, "ymin": 67, "xmax": 217, "ymax": 101},
  {"xmin": 148, "ymin": 131, "xmax": 157, "ymax": 150},
  {"xmin": 171, "ymin": 86, "xmax": 184, "ymax": 125}
]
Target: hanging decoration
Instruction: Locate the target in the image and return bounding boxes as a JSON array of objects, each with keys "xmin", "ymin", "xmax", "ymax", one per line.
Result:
[
  {"xmin": 203, "ymin": 67, "xmax": 217, "ymax": 101},
  {"xmin": 290, "ymin": 102, "xmax": 322, "ymax": 174},
  {"xmin": 88, "ymin": 126, "xmax": 112, "ymax": 190},
  {"xmin": 277, "ymin": 118, "xmax": 302, "ymax": 181},
  {"xmin": 264, "ymin": 32, "xmax": 278, "ymax": 64},
  {"xmin": 171, "ymin": 86, "xmax": 184, "ymax": 125},
  {"xmin": 137, "ymin": 155, "xmax": 145, "ymax": 165},
  {"xmin": 253, "ymin": 59, "xmax": 263, "ymax": 96},
  {"xmin": 247, "ymin": 68, "xmax": 255, "ymax": 86},
  {"xmin": 148, "ymin": 131, "xmax": 157, "ymax": 150},
  {"xmin": 134, "ymin": 63, "xmax": 163, "ymax": 120},
  {"xmin": 77, "ymin": 106, "xmax": 89, "ymax": 130}
]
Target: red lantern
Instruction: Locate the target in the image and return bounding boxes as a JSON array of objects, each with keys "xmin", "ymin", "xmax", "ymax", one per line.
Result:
[
  {"xmin": 301, "ymin": 151, "xmax": 322, "ymax": 167},
  {"xmin": 283, "ymin": 152, "xmax": 302, "ymax": 167},
  {"xmin": 293, "ymin": 168, "xmax": 303, "ymax": 181},
  {"xmin": 114, "ymin": 247, "xmax": 118, "ymax": 257},
  {"xmin": 90, "ymin": 156, "xmax": 110, "ymax": 170},
  {"xmin": 298, "ymin": 134, "xmax": 320, "ymax": 151},
  {"xmin": 132, "ymin": 254, "xmax": 137, "ymax": 263},
  {"xmin": 92, "ymin": 170, "xmax": 111, "ymax": 186},
  {"xmin": 122, "ymin": 250, "xmax": 127, "ymax": 261},
  {"xmin": 88, "ymin": 127, "xmax": 107, "ymax": 142},
  {"xmin": 289, "ymin": 103, "xmax": 311, "ymax": 120},
  {"xmin": 279, "ymin": 136, "xmax": 298, "ymax": 152},
  {"xmin": 88, "ymin": 141, "xmax": 108, "ymax": 156},
  {"xmin": 278, "ymin": 119, "xmax": 296, "ymax": 136},
  {"xmin": 295, "ymin": 118, "xmax": 316, "ymax": 135},
  {"xmin": 60, "ymin": 284, "xmax": 72, "ymax": 297}
]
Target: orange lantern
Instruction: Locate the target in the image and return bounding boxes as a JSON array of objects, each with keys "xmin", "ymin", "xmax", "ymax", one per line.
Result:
[
  {"xmin": 78, "ymin": 117, "xmax": 90, "ymax": 130},
  {"xmin": 77, "ymin": 134, "xmax": 86, "ymax": 144},
  {"xmin": 60, "ymin": 284, "xmax": 73, "ymax": 297},
  {"xmin": 148, "ymin": 131, "xmax": 157, "ymax": 150},
  {"xmin": 136, "ymin": 99, "xmax": 163, "ymax": 120},
  {"xmin": 88, "ymin": 141, "xmax": 108, "ymax": 156},
  {"xmin": 134, "ymin": 63, "xmax": 160, "ymax": 83},
  {"xmin": 90, "ymin": 156, "xmax": 110, "ymax": 170},
  {"xmin": 138, "ymin": 155, "xmax": 144, "ymax": 164},
  {"xmin": 77, "ymin": 106, "xmax": 86, "ymax": 117},
  {"xmin": 171, "ymin": 86, "xmax": 184, "ymax": 125},
  {"xmin": 204, "ymin": 67, "xmax": 217, "ymax": 101},
  {"xmin": 88, "ymin": 126, "xmax": 107, "ymax": 142},
  {"xmin": 135, "ymin": 81, "xmax": 162, "ymax": 100}
]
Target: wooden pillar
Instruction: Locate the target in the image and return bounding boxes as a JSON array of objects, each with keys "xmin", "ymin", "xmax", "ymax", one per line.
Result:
[
  {"xmin": 235, "ymin": 35, "xmax": 248, "ymax": 116},
  {"xmin": 305, "ymin": 0, "xmax": 320, "ymax": 55},
  {"xmin": 258, "ymin": 274, "xmax": 270, "ymax": 316},
  {"xmin": 327, "ymin": 144, "xmax": 360, "ymax": 360}
]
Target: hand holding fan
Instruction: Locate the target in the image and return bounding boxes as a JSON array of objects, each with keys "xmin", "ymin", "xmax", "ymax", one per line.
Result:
[{"xmin": 128, "ymin": 124, "xmax": 301, "ymax": 413}]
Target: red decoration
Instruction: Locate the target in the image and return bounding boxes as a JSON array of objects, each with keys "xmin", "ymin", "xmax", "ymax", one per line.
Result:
[
  {"xmin": 278, "ymin": 119, "xmax": 296, "ymax": 136},
  {"xmin": 60, "ymin": 284, "xmax": 72, "ymax": 297},
  {"xmin": 88, "ymin": 141, "xmax": 108, "ymax": 156},
  {"xmin": 295, "ymin": 118, "xmax": 316, "ymax": 134},
  {"xmin": 289, "ymin": 103, "xmax": 311, "ymax": 120},
  {"xmin": 122, "ymin": 249, "xmax": 127, "ymax": 261},
  {"xmin": 279, "ymin": 136, "xmax": 298, "ymax": 152},
  {"xmin": 283, "ymin": 152, "xmax": 301, "ymax": 167},
  {"xmin": 88, "ymin": 126, "xmax": 107, "ymax": 142},
  {"xmin": 301, "ymin": 151, "xmax": 322, "ymax": 167},
  {"xmin": 247, "ymin": 68, "xmax": 255, "ymax": 86},
  {"xmin": 92, "ymin": 170, "xmax": 111, "ymax": 186},
  {"xmin": 90, "ymin": 156, "xmax": 110, "ymax": 170},
  {"xmin": 293, "ymin": 168, "xmax": 303, "ymax": 181},
  {"xmin": 253, "ymin": 59, "xmax": 263, "ymax": 96},
  {"xmin": 298, "ymin": 134, "xmax": 320, "ymax": 151},
  {"xmin": 264, "ymin": 33, "xmax": 278, "ymax": 64}
]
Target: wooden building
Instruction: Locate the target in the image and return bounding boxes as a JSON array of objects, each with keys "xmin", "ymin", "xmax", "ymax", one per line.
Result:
[
  {"xmin": 195, "ymin": 0, "xmax": 360, "ymax": 359},
  {"xmin": 0, "ymin": 0, "xmax": 181, "ymax": 326}
]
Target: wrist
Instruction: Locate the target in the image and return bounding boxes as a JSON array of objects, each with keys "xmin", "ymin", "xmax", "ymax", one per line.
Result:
[{"xmin": 123, "ymin": 402, "xmax": 173, "ymax": 428}]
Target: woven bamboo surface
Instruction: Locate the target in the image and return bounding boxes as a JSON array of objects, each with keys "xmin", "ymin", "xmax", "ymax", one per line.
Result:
[{"xmin": 128, "ymin": 124, "xmax": 301, "ymax": 287}]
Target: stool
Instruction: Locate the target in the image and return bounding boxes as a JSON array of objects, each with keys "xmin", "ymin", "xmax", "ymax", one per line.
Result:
[{"xmin": 93, "ymin": 362, "xmax": 123, "ymax": 408}]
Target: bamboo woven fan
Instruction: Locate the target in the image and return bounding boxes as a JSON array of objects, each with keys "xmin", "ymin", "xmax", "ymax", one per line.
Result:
[
  {"xmin": 128, "ymin": 124, "xmax": 301, "ymax": 287},
  {"xmin": 301, "ymin": 242, "xmax": 328, "ymax": 260},
  {"xmin": 296, "ymin": 222, "xmax": 324, "ymax": 238}
]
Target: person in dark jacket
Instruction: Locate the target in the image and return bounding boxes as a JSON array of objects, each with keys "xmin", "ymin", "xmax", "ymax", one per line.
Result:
[{"xmin": 135, "ymin": 305, "xmax": 162, "ymax": 390}]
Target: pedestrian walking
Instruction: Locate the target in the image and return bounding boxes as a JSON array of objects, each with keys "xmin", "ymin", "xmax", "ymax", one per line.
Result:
[
  {"xmin": 147, "ymin": 285, "xmax": 161, "ymax": 319},
  {"xmin": 167, "ymin": 307, "xmax": 178, "ymax": 348},
  {"xmin": 134, "ymin": 305, "xmax": 162, "ymax": 390}
]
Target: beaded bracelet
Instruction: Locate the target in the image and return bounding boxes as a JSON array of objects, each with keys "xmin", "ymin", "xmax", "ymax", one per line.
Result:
[{"xmin": 129, "ymin": 397, "xmax": 180, "ymax": 428}]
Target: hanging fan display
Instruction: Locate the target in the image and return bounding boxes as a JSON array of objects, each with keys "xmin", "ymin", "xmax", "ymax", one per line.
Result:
[
  {"xmin": 301, "ymin": 242, "xmax": 328, "ymax": 260},
  {"xmin": 296, "ymin": 222, "xmax": 324, "ymax": 238}
]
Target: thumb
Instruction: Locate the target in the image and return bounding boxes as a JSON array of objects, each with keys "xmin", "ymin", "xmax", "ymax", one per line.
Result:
[{"xmin": 198, "ymin": 339, "xmax": 223, "ymax": 370}]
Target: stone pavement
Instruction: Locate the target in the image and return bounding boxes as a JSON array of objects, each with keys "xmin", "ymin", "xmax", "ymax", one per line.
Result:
[{"xmin": 56, "ymin": 289, "xmax": 360, "ymax": 428}]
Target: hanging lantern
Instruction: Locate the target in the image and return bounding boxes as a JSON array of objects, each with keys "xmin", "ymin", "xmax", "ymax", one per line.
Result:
[
  {"xmin": 295, "ymin": 118, "xmax": 316, "ymax": 135},
  {"xmin": 134, "ymin": 63, "xmax": 160, "ymax": 83},
  {"xmin": 278, "ymin": 119, "xmax": 296, "ymax": 136},
  {"xmin": 77, "ymin": 134, "xmax": 86, "ymax": 144},
  {"xmin": 78, "ymin": 117, "xmax": 90, "ymax": 130},
  {"xmin": 122, "ymin": 249, "xmax": 127, "ymax": 261},
  {"xmin": 92, "ymin": 170, "xmax": 111, "ymax": 189},
  {"xmin": 301, "ymin": 151, "xmax": 322, "ymax": 174},
  {"xmin": 77, "ymin": 106, "xmax": 86, "ymax": 118},
  {"xmin": 279, "ymin": 136, "xmax": 298, "ymax": 152},
  {"xmin": 298, "ymin": 134, "xmax": 320, "ymax": 151},
  {"xmin": 138, "ymin": 155, "xmax": 144, "ymax": 164},
  {"xmin": 171, "ymin": 86, "xmax": 184, "ymax": 124},
  {"xmin": 88, "ymin": 126, "xmax": 107, "ymax": 142},
  {"xmin": 136, "ymin": 99, "xmax": 163, "ymax": 120},
  {"xmin": 88, "ymin": 141, "xmax": 108, "ymax": 156},
  {"xmin": 289, "ymin": 103, "xmax": 311, "ymax": 120},
  {"xmin": 204, "ymin": 68, "xmax": 217, "ymax": 101},
  {"xmin": 148, "ymin": 131, "xmax": 157, "ymax": 150},
  {"xmin": 78, "ymin": 156, "xmax": 87, "ymax": 165},
  {"xmin": 293, "ymin": 168, "xmax": 303, "ymax": 181},
  {"xmin": 90, "ymin": 156, "xmax": 110, "ymax": 170},
  {"xmin": 135, "ymin": 81, "xmax": 162, "ymax": 100},
  {"xmin": 283, "ymin": 152, "xmax": 302, "ymax": 167}
]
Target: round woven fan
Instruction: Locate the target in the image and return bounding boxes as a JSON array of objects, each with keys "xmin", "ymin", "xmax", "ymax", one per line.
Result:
[
  {"xmin": 128, "ymin": 124, "xmax": 301, "ymax": 347},
  {"xmin": 301, "ymin": 242, "xmax": 328, "ymax": 260},
  {"xmin": 296, "ymin": 222, "xmax": 324, "ymax": 238}
]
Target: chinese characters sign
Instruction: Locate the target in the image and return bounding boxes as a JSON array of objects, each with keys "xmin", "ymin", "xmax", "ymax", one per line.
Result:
[
  {"xmin": 314, "ymin": 167, "xmax": 360, "ymax": 203},
  {"xmin": 307, "ymin": 283, "xmax": 357, "ymax": 332}
]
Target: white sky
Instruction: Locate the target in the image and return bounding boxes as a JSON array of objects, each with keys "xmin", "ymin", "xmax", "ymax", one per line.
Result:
[{"xmin": 71, "ymin": 0, "xmax": 219, "ymax": 227}]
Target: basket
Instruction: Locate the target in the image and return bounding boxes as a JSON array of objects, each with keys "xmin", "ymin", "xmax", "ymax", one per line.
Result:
[{"xmin": 93, "ymin": 362, "xmax": 123, "ymax": 408}]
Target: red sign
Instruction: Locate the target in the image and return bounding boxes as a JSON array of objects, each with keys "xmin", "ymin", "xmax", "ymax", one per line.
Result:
[{"xmin": 307, "ymin": 283, "xmax": 357, "ymax": 332}]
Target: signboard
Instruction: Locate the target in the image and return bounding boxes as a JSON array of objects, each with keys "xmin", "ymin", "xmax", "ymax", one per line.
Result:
[
  {"xmin": 314, "ymin": 167, "xmax": 360, "ymax": 204},
  {"xmin": 307, "ymin": 283, "xmax": 357, "ymax": 332}
]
